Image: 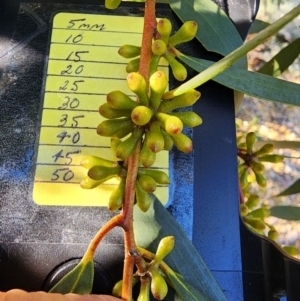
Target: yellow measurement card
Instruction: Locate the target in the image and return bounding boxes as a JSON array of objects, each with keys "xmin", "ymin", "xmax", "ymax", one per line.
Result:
[{"xmin": 33, "ymin": 12, "xmax": 169, "ymax": 206}]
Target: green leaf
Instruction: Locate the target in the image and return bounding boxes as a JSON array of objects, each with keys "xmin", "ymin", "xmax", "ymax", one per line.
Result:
[
  {"xmin": 168, "ymin": 0, "xmax": 243, "ymax": 56},
  {"xmin": 49, "ymin": 257, "xmax": 94, "ymax": 294},
  {"xmin": 270, "ymin": 206, "xmax": 300, "ymax": 220},
  {"xmin": 258, "ymin": 38, "xmax": 300, "ymax": 77},
  {"xmin": 177, "ymin": 54, "xmax": 300, "ymax": 106},
  {"xmin": 277, "ymin": 179, "xmax": 300, "ymax": 197},
  {"xmin": 173, "ymin": 4, "xmax": 300, "ymax": 96},
  {"xmin": 134, "ymin": 199, "xmax": 227, "ymax": 301},
  {"xmin": 168, "ymin": 271, "xmax": 208, "ymax": 301},
  {"xmin": 248, "ymin": 19, "xmax": 270, "ymax": 34},
  {"xmin": 254, "ymin": 140, "xmax": 300, "ymax": 149}
]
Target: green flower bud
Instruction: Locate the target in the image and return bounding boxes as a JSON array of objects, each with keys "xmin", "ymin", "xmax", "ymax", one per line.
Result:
[
  {"xmin": 118, "ymin": 44, "xmax": 141, "ymax": 58},
  {"xmin": 140, "ymin": 135, "xmax": 156, "ymax": 168},
  {"xmin": 97, "ymin": 118, "xmax": 133, "ymax": 137},
  {"xmin": 127, "ymin": 72, "xmax": 149, "ymax": 106},
  {"xmin": 246, "ymin": 132, "xmax": 256, "ymax": 153},
  {"xmin": 254, "ymin": 171, "xmax": 267, "ymax": 187},
  {"xmin": 170, "ymin": 111, "xmax": 202, "ymax": 127},
  {"xmin": 159, "ymin": 89, "xmax": 200, "ymax": 112},
  {"xmin": 240, "ymin": 204, "xmax": 249, "ymax": 217},
  {"xmin": 131, "ymin": 106, "xmax": 154, "ymax": 126},
  {"xmin": 116, "ymin": 128, "xmax": 144, "ymax": 160},
  {"xmin": 137, "ymin": 277, "xmax": 151, "ymax": 301},
  {"xmin": 110, "ymin": 137, "xmax": 122, "ymax": 155},
  {"xmin": 108, "ymin": 178, "xmax": 126, "ymax": 211},
  {"xmin": 81, "ymin": 155, "xmax": 117, "ymax": 169},
  {"xmin": 151, "ymin": 39, "xmax": 167, "ymax": 56},
  {"xmin": 155, "ymin": 112, "xmax": 183, "ymax": 135},
  {"xmin": 80, "ymin": 176, "xmax": 103, "ymax": 189},
  {"xmin": 268, "ymin": 229, "xmax": 279, "ymax": 241},
  {"xmin": 248, "ymin": 207, "xmax": 270, "ymax": 218},
  {"xmin": 154, "ymin": 236, "xmax": 175, "ymax": 264},
  {"xmin": 161, "ymin": 129, "xmax": 174, "ymax": 151},
  {"xmin": 150, "ymin": 269, "xmax": 168, "ymax": 300},
  {"xmin": 239, "ymin": 166, "xmax": 249, "ymax": 189},
  {"xmin": 105, "ymin": 0, "xmax": 122, "ymax": 9},
  {"xmin": 146, "ymin": 121, "xmax": 165, "ymax": 153},
  {"xmin": 99, "ymin": 103, "xmax": 131, "ymax": 119},
  {"xmin": 126, "ymin": 58, "xmax": 140, "ymax": 73},
  {"xmin": 138, "ymin": 174, "xmax": 157, "ymax": 193},
  {"xmin": 149, "ymin": 71, "xmax": 168, "ymax": 110},
  {"xmin": 243, "ymin": 217, "xmax": 266, "ymax": 231},
  {"xmin": 112, "ymin": 279, "xmax": 123, "ymax": 298},
  {"xmin": 107, "ymin": 91, "xmax": 138, "ymax": 111},
  {"xmin": 113, "ymin": 123, "xmax": 135, "ymax": 139},
  {"xmin": 169, "ymin": 21, "xmax": 198, "ymax": 46},
  {"xmin": 88, "ymin": 166, "xmax": 121, "ymax": 181},
  {"xmin": 157, "ymin": 18, "xmax": 172, "ymax": 43},
  {"xmin": 254, "ymin": 143, "xmax": 274, "ymax": 157},
  {"xmin": 250, "ymin": 161, "xmax": 266, "ymax": 174},
  {"xmin": 170, "ymin": 132, "xmax": 193, "ymax": 153},
  {"xmin": 258, "ymin": 155, "xmax": 284, "ymax": 163},
  {"xmin": 138, "ymin": 169, "xmax": 170, "ymax": 185},
  {"xmin": 283, "ymin": 246, "xmax": 299, "ymax": 256},
  {"xmin": 163, "ymin": 52, "xmax": 187, "ymax": 81},
  {"xmin": 136, "ymin": 181, "xmax": 152, "ymax": 212},
  {"xmin": 245, "ymin": 194, "xmax": 260, "ymax": 209}
]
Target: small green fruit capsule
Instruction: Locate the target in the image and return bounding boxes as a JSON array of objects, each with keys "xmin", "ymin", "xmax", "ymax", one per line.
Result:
[
  {"xmin": 135, "ymin": 181, "xmax": 152, "ymax": 212},
  {"xmin": 245, "ymin": 194, "xmax": 260, "ymax": 209},
  {"xmin": 140, "ymin": 134, "xmax": 156, "ymax": 168},
  {"xmin": 80, "ymin": 176, "xmax": 102, "ymax": 189},
  {"xmin": 161, "ymin": 129, "xmax": 174, "ymax": 151},
  {"xmin": 138, "ymin": 174, "xmax": 157, "ymax": 193},
  {"xmin": 248, "ymin": 207, "xmax": 270, "ymax": 218},
  {"xmin": 149, "ymin": 71, "xmax": 168, "ymax": 110},
  {"xmin": 150, "ymin": 269, "xmax": 168, "ymax": 300},
  {"xmin": 155, "ymin": 112, "xmax": 183, "ymax": 135},
  {"xmin": 239, "ymin": 166, "xmax": 249, "ymax": 189},
  {"xmin": 258, "ymin": 154, "xmax": 284, "ymax": 163},
  {"xmin": 169, "ymin": 21, "xmax": 198, "ymax": 46},
  {"xmin": 116, "ymin": 128, "xmax": 144, "ymax": 160},
  {"xmin": 159, "ymin": 89, "xmax": 201, "ymax": 112},
  {"xmin": 268, "ymin": 229, "xmax": 279, "ymax": 241},
  {"xmin": 107, "ymin": 91, "xmax": 138, "ymax": 111},
  {"xmin": 137, "ymin": 278, "xmax": 151, "ymax": 301},
  {"xmin": 126, "ymin": 58, "xmax": 140, "ymax": 73},
  {"xmin": 118, "ymin": 44, "xmax": 141, "ymax": 58},
  {"xmin": 170, "ymin": 111, "xmax": 202, "ymax": 127},
  {"xmin": 81, "ymin": 155, "xmax": 117, "ymax": 169},
  {"xmin": 246, "ymin": 132, "xmax": 256, "ymax": 153},
  {"xmin": 113, "ymin": 122, "xmax": 135, "ymax": 139},
  {"xmin": 254, "ymin": 143, "xmax": 274, "ymax": 157},
  {"xmin": 131, "ymin": 106, "xmax": 154, "ymax": 126},
  {"xmin": 170, "ymin": 133, "xmax": 193, "ymax": 153},
  {"xmin": 250, "ymin": 161, "xmax": 266, "ymax": 174},
  {"xmin": 254, "ymin": 172, "xmax": 267, "ymax": 187},
  {"xmin": 240, "ymin": 204, "xmax": 249, "ymax": 217},
  {"xmin": 97, "ymin": 118, "xmax": 133, "ymax": 137},
  {"xmin": 99, "ymin": 103, "xmax": 131, "ymax": 119},
  {"xmin": 243, "ymin": 217, "xmax": 266, "ymax": 231},
  {"xmin": 112, "ymin": 279, "xmax": 123, "ymax": 298},
  {"xmin": 146, "ymin": 121, "xmax": 165, "ymax": 153},
  {"xmin": 127, "ymin": 72, "xmax": 149, "ymax": 106},
  {"xmin": 283, "ymin": 246, "xmax": 299, "ymax": 256},
  {"xmin": 151, "ymin": 39, "xmax": 167, "ymax": 56},
  {"xmin": 105, "ymin": 0, "xmax": 122, "ymax": 9},
  {"xmin": 154, "ymin": 236, "xmax": 175, "ymax": 263},
  {"xmin": 138, "ymin": 169, "xmax": 170, "ymax": 185},
  {"xmin": 157, "ymin": 18, "xmax": 172, "ymax": 43},
  {"xmin": 108, "ymin": 178, "xmax": 126, "ymax": 211},
  {"xmin": 110, "ymin": 137, "xmax": 122, "ymax": 155},
  {"xmin": 164, "ymin": 52, "xmax": 187, "ymax": 81},
  {"xmin": 88, "ymin": 166, "xmax": 121, "ymax": 181}
]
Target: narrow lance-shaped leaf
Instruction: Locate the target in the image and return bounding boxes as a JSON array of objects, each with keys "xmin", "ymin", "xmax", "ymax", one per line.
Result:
[
  {"xmin": 177, "ymin": 53, "xmax": 300, "ymax": 106},
  {"xmin": 258, "ymin": 38, "xmax": 300, "ymax": 77},
  {"xmin": 49, "ymin": 256, "xmax": 94, "ymax": 294},
  {"xmin": 277, "ymin": 179, "xmax": 300, "ymax": 197},
  {"xmin": 270, "ymin": 206, "xmax": 300, "ymax": 221},
  {"xmin": 172, "ymin": 4, "xmax": 300, "ymax": 96},
  {"xmin": 168, "ymin": 0, "xmax": 243, "ymax": 56}
]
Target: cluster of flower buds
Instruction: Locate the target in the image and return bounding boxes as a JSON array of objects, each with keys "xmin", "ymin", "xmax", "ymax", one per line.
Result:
[
  {"xmin": 112, "ymin": 236, "xmax": 175, "ymax": 301},
  {"xmin": 119, "ymin": 19, "xmax": 198, "ymax": 81},
  {"xmin": 98, "ymin": 70, "xmax": 202, "ymax": 167}
]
